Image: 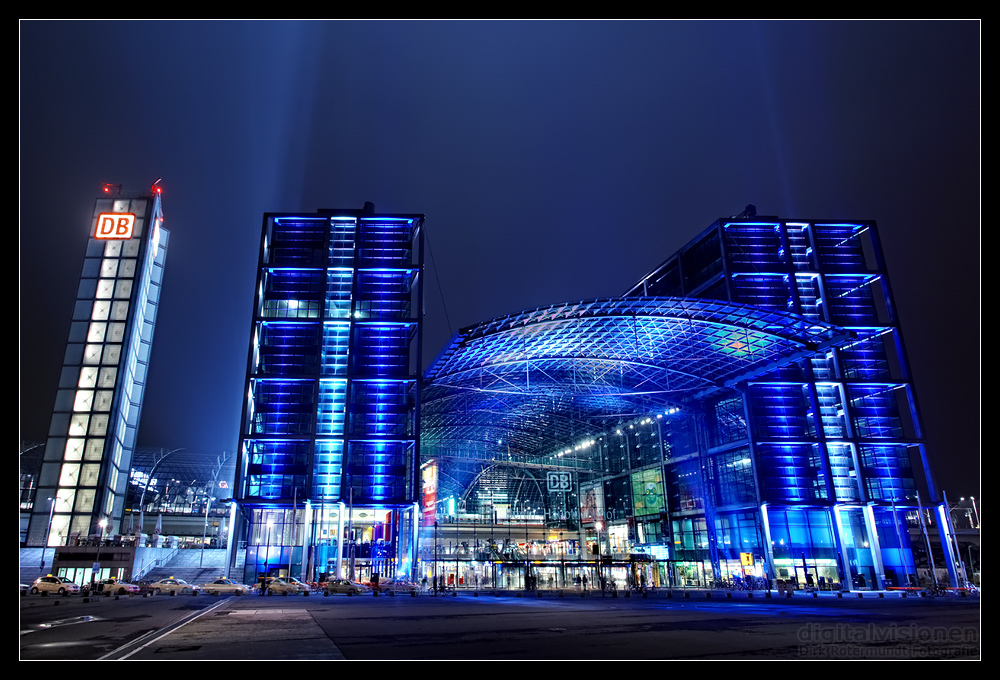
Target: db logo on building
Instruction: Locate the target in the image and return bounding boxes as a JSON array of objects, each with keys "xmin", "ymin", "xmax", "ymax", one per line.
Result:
[{"xmin": 95, "ymin": 213, "xmax": 135, "ymax": 240}]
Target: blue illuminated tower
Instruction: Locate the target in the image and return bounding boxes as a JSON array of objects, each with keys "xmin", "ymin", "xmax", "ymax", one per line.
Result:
[
  {"xmin": 627, "ymin": 211, "xmax": 958, "ymax": 588},
  {"xmin": 26, "ymin": 186, "xmax": 169, "ymax": 548},
  {"xmin": 235, "ymin": 204, "xmax": 424, "ymax": 584}
]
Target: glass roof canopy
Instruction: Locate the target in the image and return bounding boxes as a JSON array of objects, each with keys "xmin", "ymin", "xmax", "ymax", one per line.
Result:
[{"xmin": 422, "ymin": 296, "xmax": 855, "ymax": 500}]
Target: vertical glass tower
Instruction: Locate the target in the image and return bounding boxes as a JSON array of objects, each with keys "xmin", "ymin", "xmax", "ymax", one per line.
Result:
[
  {"xmin": 26, "ymin": 187, "xmax": 168, "ymax": 547},
  {"xmin": 627, "ymin": 212, "xmax": 955, "ymax": 589},
  {"xmin": 235, "ymin": 205, "xmax": 424, "ymax": 585}
]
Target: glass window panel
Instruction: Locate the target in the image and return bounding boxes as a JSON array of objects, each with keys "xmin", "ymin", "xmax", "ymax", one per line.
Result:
[
  {"xmin": 102, "ymin": 345, "xmax": 121, "ymax": 365},
  {"xmin": 49, "ymin": 516, "xmax": 71, "ymax": 547},
  {"xmin": 93, "ymin": 391, "xmax": 114, "ymax": 411},
  {"xmin": 119, "ymin": 259, "xmax": 137, "ymax": 278},
  {"xmin": 69, "ymin": 415, "xmax": 89, "ymax": 436},
  {"xmin": 123, "ymin": 240, "xmax": 140, "ymax": 257},
  {"xmin": 78, "ymin": 367, "xmax": 98, "ymax": 389},
  {"xmin": 97, "ymin": 367, "xmax": 117, "ymax": 388},
  {"xmin": 83, "ymin": 344, "xmax": 103, "ymax": 365},
  {"xmin": 80, "ymin": 464, "xmax": 101, "ymax": 486},
  {"xmin": 74, "ymin": 489, "xmax": 95, "ymax": 514},
  {"xmin": 103, "ymin": 241, "xmax": 122, "ymax": 257},
  {"xmin": 101, "ymin": 259, "xmax": 119, "ymax": 277},
  {"xmin": 114, "ymin": 280, "xmax": 133, "ymax": 299},
  {"xmin": 55, "ymin": 489, "xmax": 75, "ymax": 513},
  {"xmin": 88, "ymin": 414, "xmax": 108, "ymax": 436},
  {"xmin": 87, "ymin": 322, "xmax": 107, "ymax": 343},
  {"xmin": 59, "ymin": 463, "xmax": 80, "ymax": 487},
  {"xmin": 73, "ymin": 390, "xmax": 94, "ymax": 412},
  {"xmin": 64, "ymin": 438, "xmax": 85, "ymax": 461},
  {"xmin": 84, "ymin": 439, "xmax": 104, "ymax": 461},
  {"xmin": 70, "ymin": 515, "xmax": 90, "ymax": 537},
  {"xmin": 96, "ymin": 279, "xmax": 115, "ymax": 299},
  {"xmin": 108, "ymin": 322, "xmax": 126, "ymax": 343},
  {"xmin": 91, "ymin": 300, "xmax": 111, "ymax": 321},
  {"xmin": 111, "ymin": 301, "xmax": 129, "ymax": 320}
]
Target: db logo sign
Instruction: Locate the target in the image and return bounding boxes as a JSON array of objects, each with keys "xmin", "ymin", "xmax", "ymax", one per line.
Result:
[
  {"xmin": 547, "ymin": 471, "xmax": 572, "ymax": 493},
  {"xmin": 95, "ymin": 213, "xmax": 136, "ymax": 240}
]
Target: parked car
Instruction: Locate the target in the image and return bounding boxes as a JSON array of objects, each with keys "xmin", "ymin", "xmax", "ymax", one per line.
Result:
[
  {"xmin": 97, "ymin": 577, "xmax": 140, "ymax": 595},
  {"xmin": 201, "ymin": 578, "xmax": 250, "ymax": 596},
  {"xmin": 150, "ymin": 577, "xmax": 199, "ymax": 595},
  {"xmin": 324, "ymin": 578, "xmax": 370, "ymax": 596},
  {"xmin": 372, "ymin": 579, "xmax": 419, "ymax": 594},
  {"xmin": 263, "ymin": 576, "xmax": 310, "ymax": 596},
  {"xmin": 30, "ymin": 575, "xmax": 80, "ymax": 596}
]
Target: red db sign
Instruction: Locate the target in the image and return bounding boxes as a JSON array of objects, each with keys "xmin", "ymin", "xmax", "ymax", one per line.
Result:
[{"xmin": 95, "ymin": 213, "xmax": 136, "ymax": 240}]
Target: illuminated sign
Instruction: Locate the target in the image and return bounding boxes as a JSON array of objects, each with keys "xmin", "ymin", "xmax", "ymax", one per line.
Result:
[
  {"xmin": 95, "ymin": 213, "xmax": 136, "ymax": 240},
  {"xmin": 547, "ymin": 471, "xmax": 572, "ymax": 493}
]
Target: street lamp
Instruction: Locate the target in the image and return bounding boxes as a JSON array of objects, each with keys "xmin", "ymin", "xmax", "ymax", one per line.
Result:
[
  {"xmin": 91, "ymin": 517, "xmax": 108, "ymax": 590},
  {"xmin": 138, "ymin": 447, "xmax": 186, "ymax": 537},
  {"xmin": 264, "ymin": 519, "xmax": 274, "ymax": 580}
]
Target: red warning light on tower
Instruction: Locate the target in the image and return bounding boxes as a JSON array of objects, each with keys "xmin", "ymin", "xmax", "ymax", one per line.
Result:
[{"xmin": 95, "ymin": 213, "xmax": 136, "ymax": 240}]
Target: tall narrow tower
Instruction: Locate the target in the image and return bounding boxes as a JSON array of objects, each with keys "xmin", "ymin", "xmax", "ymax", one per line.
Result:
[
  {"xmin": 235, "ymin": 205, "xmax": 424, "ymax": 584},
  {"xmin": 26, "ymin": 185, "xmax": 169, "ymax": 547}
]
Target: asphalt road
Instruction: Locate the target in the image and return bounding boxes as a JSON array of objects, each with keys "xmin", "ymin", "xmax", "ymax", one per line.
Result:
[{"xmin": 20, "ymin": 590, "xmax": 981, "ymax": 660}]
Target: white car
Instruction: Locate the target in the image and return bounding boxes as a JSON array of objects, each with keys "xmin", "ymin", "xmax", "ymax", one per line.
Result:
[
  {"xmin": 30, "ymin": 575, "xmax": 80, "ymax": 596},
  {"xmin": 264, "ymin": 576, "xmax": 310, "ymax": 596},
  {"xmin": 201, "ymin": 578, "xmax": 250, "ymax": 596},
  {"xmin": 98, "ymin": 578, "xmax": 140, "ymax": 595},
  {"xmin": 325, "ymin": 578, "xmax": 370, "ymax": 596},
  {"xmin": 373, "ymin": 579, "xmax": 419, "ymax": 594},
  {"xmin": 150, "ymin": 577, "xmax": 199, "ymax": 595}
]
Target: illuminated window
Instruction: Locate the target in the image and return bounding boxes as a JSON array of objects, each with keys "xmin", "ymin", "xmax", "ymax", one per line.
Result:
[
  {"xmin": 98, "ymin": 367, "xmax": 117, "ymax": 388},
  {"xmin": 83, "ymin": 439, "xmax": 104, "ymax": 460},
  {"xmin": 74, "ymin": 489, "xmax": 95, "ymax": 513},
  {"xmin": 102, "ymin": 345, "xmax": 121, "ymax": 365},
  {"xmin": 69, "ymin": 415, "xmax": 89, "ymax": 436},
  {"xmin": 96, "ymin": 279, "xmax": 115, "ymax": 299},
  {"xmin": 111, "ymin": 301, "xmax": 129, "ymax": 320},
  {"xmin": 80, "ymin": 464, "xmax": 101, "ymax": 486},
  {"xmin": 88, "ymin": 414, "xmax": 108, "ymax": 436},
  {"xmin": 54, "ymin": 489, "xmax": 75, "ymax": 513},
  {"xmin": 73, "ymin": 390, "xmax": 94, "ymax": 412},
  {"xmin": 101, "ymin": 259, "xmax": 119, "ymax": 277},
  {"xmin": 78, "ymin": 367, "xmax": 98, "ymax": 389},
  {"xmin": 119, "ymin": 259, "xmax": 136, "ymax": 278},
  {"xmin": 87, "ymin": 323, "xmax": 107, "ymax": 343},
  {"xmin": 91, "ymin": 300, "xmax": 111, "ymax": 321},
  {"xmin": 93, "ymin": 391, "xmax": 114, "ymax": 411},
  {"xmin": 64, "ymin": 439, "xmax": 85, "ymax": 461},
  {"xmin": 59, "ymin": 463, "xmax": 80, "ymax": 486}
]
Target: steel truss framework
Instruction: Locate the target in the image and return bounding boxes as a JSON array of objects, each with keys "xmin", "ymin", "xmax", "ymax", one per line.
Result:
[{"xmin": 422, "ymin": 296, "xmax": 855, "ymax": 499}]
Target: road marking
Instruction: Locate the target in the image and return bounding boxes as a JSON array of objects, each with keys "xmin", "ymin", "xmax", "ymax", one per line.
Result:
[{"xmin": 99, "ymin": 599, "xmax": 230, "ymax": 660}]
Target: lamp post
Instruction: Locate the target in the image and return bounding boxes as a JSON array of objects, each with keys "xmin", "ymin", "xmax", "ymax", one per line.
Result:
[
  {"xmin": 264, "ymin": 519, "xmax": 274, "ymax": 579},
  {"xmin": 199, "ymin": 496, "xmax": 213, "ymax": 568},
  {"xmin": 138, "ymin": 447, "xmax": 185, "ymax": 537}
]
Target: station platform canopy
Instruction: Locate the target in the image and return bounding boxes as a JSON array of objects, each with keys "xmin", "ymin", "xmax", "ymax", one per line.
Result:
[{"xmin": 421, "ymin": 296, "xmax": 855, "ymax": 498}]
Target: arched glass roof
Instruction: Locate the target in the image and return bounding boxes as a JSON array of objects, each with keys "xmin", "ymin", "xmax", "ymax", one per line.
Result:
[{"xmin": 422, "ymin": 296, "xmax": 855, "ymax": 471}]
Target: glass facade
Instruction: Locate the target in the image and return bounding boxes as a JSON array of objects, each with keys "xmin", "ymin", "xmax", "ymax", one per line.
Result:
[
  {"xmin": 622, "ymin": 216, "xmax": 950, "ymax": 589},
  {"xmin": 418, "ymin": 213, "xmax": 956, "ymax": 592},
  {"xmin": 236, "ymin": 207, "xmax": 424, "ymax": 585},
  {"xmin": 26, "ymin": 191, "xmax": 168, "ymax": 547}
]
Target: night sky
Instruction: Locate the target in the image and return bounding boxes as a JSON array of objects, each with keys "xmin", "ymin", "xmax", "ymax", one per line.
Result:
[{"xmin": 20, "ymin": 21, "xmax": 980, "ymax": 498}]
